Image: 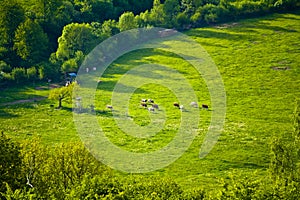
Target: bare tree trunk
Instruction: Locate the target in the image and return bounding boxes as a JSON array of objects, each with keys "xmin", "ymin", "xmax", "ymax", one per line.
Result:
[{"xmin": 58, "ymin": 98, "xmax": 62, "ymax": 108}]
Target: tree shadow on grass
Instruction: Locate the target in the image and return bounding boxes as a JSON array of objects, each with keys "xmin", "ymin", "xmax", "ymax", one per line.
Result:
[
  {"xmin": 221, "ymin": 159, "xmax": 266, "ymax": 170},
  {"xmin": 98, "ymin": 81, "xmax": 148, "ymax": 93},
  {"xmin": 186, "ymin": 29, "xmax": 248, "ymax": 41},
  {"xmin": 0, "ymin": 109, "xmax": 19, "ymax": 118}
]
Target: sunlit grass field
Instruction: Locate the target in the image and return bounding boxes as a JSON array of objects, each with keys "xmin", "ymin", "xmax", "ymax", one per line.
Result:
[{"xmin": 0, "ymin": 11, "xmax": 299, "ymax": 190}]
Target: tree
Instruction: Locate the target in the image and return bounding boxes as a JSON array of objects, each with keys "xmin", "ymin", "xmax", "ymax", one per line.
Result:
[
  {"xmin": 11, "ymin": 67, "xmax": 26, "ymax": 84},
  {"xmin": 149, "ymin": 0, "xmax": 166, "ymax": 26},
  {"xmin": 56, "ymin": 23, "xmax": 100, "ymax": 63},
  {"xmin": 14, "ymin": 19, "xmax": 50, "ymax": 66},
  {"xmin": 118, "ymin": 12, "xmax": 138, "ymax": 32},
  {"xmin": 61, "ymin": 51, "xmax": 85, "ymax": 73},
  {"xmin": 48, "ymin": 82, "xmax": 75, "ymax": 108},
  {"xmin": 0, "ymin": 132, "xmax": 22, "ymax": 193},
  {"xmin": 0, "ymin": 61, "xmax": 11, "ymax": 73},
  {"xmin": 27, "ymin": 67, "xmax": 37, "ymax": 82},
  {"xmin": 101, "ymin": 19, "xmax": 119, "ymax": 37},
  {"xmin": 0, "ymin": 0, "xmax": 25, "ymax": 66},
  {"xmin": 72, "ymin": 0, "xmax": 114, "ymax": 23},
  {"xmin": 163, "ymin": 0, "xmax": 181, "ymax": 27}
]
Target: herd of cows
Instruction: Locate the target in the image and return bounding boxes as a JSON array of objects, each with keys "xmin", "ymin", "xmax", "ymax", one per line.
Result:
[{"xmin": 106, "ymin": 99, "xmax": 209, "ymax": 112}]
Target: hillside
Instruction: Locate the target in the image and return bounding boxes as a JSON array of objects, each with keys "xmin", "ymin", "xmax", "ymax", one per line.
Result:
[{"xmin": 0, "ymin": 11, "xmax": 300, "ymax": 198}]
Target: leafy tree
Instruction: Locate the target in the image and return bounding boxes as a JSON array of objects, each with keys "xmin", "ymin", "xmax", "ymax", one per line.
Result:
[
  {"xmin": 147, "ymin": 0, "xmax": 166, "ymax": 27},
  {"xmin": 72, "ymin": 0, "xmax": 114, "ymax": 23},
  {"xmin": 19, "ymin": 139, "xmax": 108, "ymax": 199},
  {"xmin": 48, "ymin": 82, "xmax": 76, "ymax": 108},
  {"xmin": 0, "ymin": 132, "xmax": 22, "ymax": 194},
  {"xmin": 11, "ymin": 67, "xmax": 26, "ymax": 84},
  {"xmin": 163, "ymin": 0, "xmax": 181, "ymax": 27},
  {"xmin": 60, "ymin": 50, "xmax": 85, "ymax": 73},
  {"xmin": 14, "ymin": 19, "xmax": 50, "ymax": 66},
  {"xmin": 112, "ymin": 0, "xmax": 131, "ymax": 17},
  {"xmin": 176, "ymin": 12, "xmax": 191, "ymax": 29},
  {"xmin": 56, "ymin": 23, "xmax": 100, "ymax": 65},
  {"xmin": 44, "ymin": 0, "xmax": 75, "ymax": 52},
  {"xmin": 101, "ymin": 19, "xmax": 120, "ymax": 38},
  {"xmin": 0, "ymin": 0, "xmax": 25, "ymax": 66},
  {"xmin": 20, "ymin": 0, "xmax": 74, "ymax": 52},
  {"xmin": 27, "ymin": 67, "xmax": 37, "ymax": 82},
  {"xmin": 38, "ymin": 62, "xmax": 61, "ymax": 81},
  {"xmin": 0, "ymin": 61, "xmax": 11, "ymax": 73},
  {"xmin": 118, "ymin": 12, "xmax": 138, "ymax": 31},
  {"xmin": 135, "ymin": 10, "xmax": 152, "ymax": 27}
]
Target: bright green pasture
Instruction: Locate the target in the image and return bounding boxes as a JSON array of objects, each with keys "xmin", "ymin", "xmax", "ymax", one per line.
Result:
[{"xmin": 0, "ymin": 12, "xmax": 300, "ymax": 190}]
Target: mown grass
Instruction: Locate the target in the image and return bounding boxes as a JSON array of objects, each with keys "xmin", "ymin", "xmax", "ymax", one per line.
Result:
[{"xmin": 0, "ymin": 11, "xmax": 299, "ymax": 190}]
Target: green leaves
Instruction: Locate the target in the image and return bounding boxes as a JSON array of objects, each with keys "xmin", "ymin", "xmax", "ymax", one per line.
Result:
[
  {"xmin": 48, "ymin": 83, "xmax": 75, "ymax": 108},
  {"xmin": 118, "ymin": 12, "xmax": 138, "ymax": 31},
  {"xmin": 14, "ymin": 19, "xmax": 50, "ymax": 66},
  {"xmin": 56, "ymin": 23, "xmax": 100, "ymax": 70},
  {"xmin": 0, "ymin": 133, "xmax": 22, "ymax": 194}
]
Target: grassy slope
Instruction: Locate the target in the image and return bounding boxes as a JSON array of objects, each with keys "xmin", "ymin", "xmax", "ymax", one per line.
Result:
[{"xmin": 0, "ymin": 11, "xmax": 299, "ymax": 190}]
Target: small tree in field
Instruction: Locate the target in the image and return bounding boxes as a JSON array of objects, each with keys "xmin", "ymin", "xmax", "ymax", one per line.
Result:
[{"xmin": 48, "ymin": 83, "xmax": 75, "ymax": 108}]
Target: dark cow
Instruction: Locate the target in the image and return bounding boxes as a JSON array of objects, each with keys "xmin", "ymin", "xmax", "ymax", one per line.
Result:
[
  {"xmin": 152, "ymin": 103, "xmax": 159, "ymax": 110},
  {"xmin": 148, "ymin": 99, "xmax": 154, "ymax": 103},
  {"xmin": 106, "ymin": 105, "xmax": 113, "ymax": 110},
  {"xmin": 173, "ymin": 102, "xmax": 180, "ymax": 108},
  {"xmin": 202, "ymin": 104, "xmax": 209, "ymax": 110},
  {"xmin": 141, "ymin": 103, "xmax": 148, "ymax": 108}
]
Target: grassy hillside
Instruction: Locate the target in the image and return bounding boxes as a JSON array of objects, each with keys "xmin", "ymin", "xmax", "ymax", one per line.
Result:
[{"xmin": 0, "ymin": 11, "xmax": 299, "ymax": 190}]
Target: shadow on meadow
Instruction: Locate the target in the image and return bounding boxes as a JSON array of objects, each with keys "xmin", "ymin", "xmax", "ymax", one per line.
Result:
[
  {"xmin": 230, "ymin": 21, "xmax": 298, "ymax": 34},
  {"xmin": 187, "ymin": 29, "xmax": 248, "ymax": 41},
  {"xmin": 220, "ymin": 159, "xmax": 266, "ymax": 170},
  {"xmin": 0, "ymin": 109, "xmax": 19, "ymax": 118},
  {"xmin": 98, "ymin": 80, "xmax": 148, "ymax": 93}
]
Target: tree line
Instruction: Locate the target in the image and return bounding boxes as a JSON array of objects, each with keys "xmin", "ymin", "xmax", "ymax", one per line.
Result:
[
  {"xmin": 0, "ymin": 0, "xmax": 299, "ymax": 86},
  {"xmin": 1, "ymin": 100, "xmax": 300, "ymax": 199}
]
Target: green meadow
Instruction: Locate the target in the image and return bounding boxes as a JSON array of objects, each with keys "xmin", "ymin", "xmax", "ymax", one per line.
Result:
[{"xmin": 1, "ymin": 11, "xmax": 299, "ymax": 190}]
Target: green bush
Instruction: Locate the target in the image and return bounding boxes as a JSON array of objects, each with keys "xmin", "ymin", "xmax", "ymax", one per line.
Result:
[
  {"xmin": 26, "ymin": 67, "xmax": 37, "ymax": 81},
  {"xmin": 0, "ymin": 133, "xmax": 22, "ymax": 195},
  {"xmin": 11, "ymin": 67, "xmax": 26, "ymax": 84},
  {"xmin": 0, "ymin": 61, "xmax": 11, "ymax": 73}
]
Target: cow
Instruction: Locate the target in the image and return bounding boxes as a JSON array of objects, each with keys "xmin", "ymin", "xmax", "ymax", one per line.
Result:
[
  {"xmin": 173, "ymin": 102, "xmax": 180, "ymax": 108},
  {"xmin": 141, "ymin": 103, "xmax": 148, "ymax": 108},
  {"xmin": 190, "ymin": 102, "xmax": 198, "ymax": 108},
  {"xmin": 202, "ymin": 104, "xmax": 209, "ymax": 110},
  {"xmin": 152, "ymin": 103, "xmax": 159, "ymax": 110},
  {"xmin": 106, "ymin": 105, "xmax": 113, "ymax": 110},
  {"xmin": 148, "ymin": 99, "xmax": 154, "ymax": 103}
]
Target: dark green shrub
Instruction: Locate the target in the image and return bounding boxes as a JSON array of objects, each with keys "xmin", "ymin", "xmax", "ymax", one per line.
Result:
[
  {"xmin": 0, "ymin": 133, "xmax": 22, "ymax": 195},
  {"xmin": 11, "ymin": 67, "xmax": 26, "ymax": 84}
]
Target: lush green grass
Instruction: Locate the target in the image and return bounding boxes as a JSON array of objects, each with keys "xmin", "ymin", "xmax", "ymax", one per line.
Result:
[{"xmin": 0, "ymin": 11, "xmax": 299, "ymax": 190}]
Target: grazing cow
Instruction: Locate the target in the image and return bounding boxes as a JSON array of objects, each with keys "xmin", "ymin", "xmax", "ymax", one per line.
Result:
[
  {"xmin": 141, "ymin": 99, "xmax": 147, "ymax": 102},
  {"xmin": 148, "ymin": 107, "xmax": 155, "ymax": 112},
  {"xmin": 190, "ymin": 102, "xmax": 198, "ymax": 108},
  {"xmin": 152, "ymin": 103, "xmax": 159, "ymax": 110},
  {"xmin": 173, "ymin": 102, "xmax": 180, "ymax": 108},
  {"xmin": 141, "ymin": 103, "xmax": 148, "ymax": 108},
  {"xmin": 148, "ymin": 99, "xmax": 154, "ymax": 103},
  {"xmin": 202, "ymin": 104, "xmax": 209, "ymax": 110},
  {"xmin": 106, "ymin": 105, "xmax": 113, "ymax": 110}
]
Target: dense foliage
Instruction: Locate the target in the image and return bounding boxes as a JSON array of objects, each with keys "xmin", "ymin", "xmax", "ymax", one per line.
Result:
[
  {"xmin": 0, "ymin": 101, "xmax": 299, "ymax": 199},
  {"xmin": 0, "ymin": 0, "xmax": 299, "ymax": 86}
]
